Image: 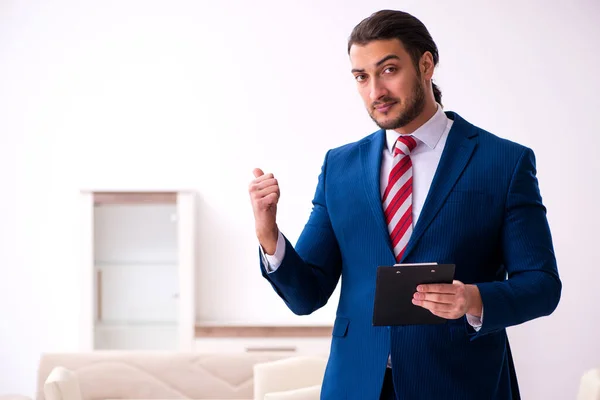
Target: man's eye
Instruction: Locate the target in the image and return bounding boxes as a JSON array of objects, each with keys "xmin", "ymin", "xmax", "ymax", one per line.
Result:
[
  {"xmin": 355, "ymin": 74, "xmax": 367, "ymax": 82},
  {"xmin": 383, "ymin": 67, "xmax": 397, "ymax": 74}
]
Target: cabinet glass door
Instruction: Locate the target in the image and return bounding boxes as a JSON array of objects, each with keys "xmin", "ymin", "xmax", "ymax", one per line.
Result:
[{"xmin": 93, "ymin": 202, "xmax": 179, "ymax": 350}]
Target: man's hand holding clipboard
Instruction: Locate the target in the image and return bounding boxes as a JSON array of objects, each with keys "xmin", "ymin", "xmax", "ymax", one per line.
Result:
[{"xmin": 372, "ymin": 263, "xmax": 483, "ymax": 326}]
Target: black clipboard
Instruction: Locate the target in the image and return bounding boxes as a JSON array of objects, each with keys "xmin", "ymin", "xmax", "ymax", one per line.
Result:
[{"xmin": 372, "ymin": 263, "xmax": 456, "ymax": 326}]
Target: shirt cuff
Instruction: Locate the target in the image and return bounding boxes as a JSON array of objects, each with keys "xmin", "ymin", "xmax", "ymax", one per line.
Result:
[
  {"xmin": 260, "ymin": 230, "xmax": 285, "ymax": 273},
  {"xmin": 466, "ymin": 306, "xmax": 484, "ymax": 332}
]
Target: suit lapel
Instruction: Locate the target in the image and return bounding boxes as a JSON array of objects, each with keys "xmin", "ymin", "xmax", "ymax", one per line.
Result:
[
  {"xmin": 359, "ymin": 130, "xmax": 396, "ymax": 260},
  {"xmin": 400, "ymin": 113, "xmax": 479, "ymax": 262}
]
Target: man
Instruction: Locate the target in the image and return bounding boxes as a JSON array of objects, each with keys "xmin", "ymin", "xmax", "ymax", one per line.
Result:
[{"xmin": 248, "ymin": 9, "xmax": 561, "ymax": 400}]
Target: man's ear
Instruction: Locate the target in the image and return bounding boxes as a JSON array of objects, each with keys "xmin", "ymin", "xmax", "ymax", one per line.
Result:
[{"xmin": 420, "ymin": 51, "xmax": 435, "ymax": 80}]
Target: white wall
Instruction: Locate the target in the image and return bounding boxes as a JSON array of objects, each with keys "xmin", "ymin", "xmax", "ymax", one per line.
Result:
[{"xmin": 1, "ymin": 0, "xmax": 598, "ymax": 397}]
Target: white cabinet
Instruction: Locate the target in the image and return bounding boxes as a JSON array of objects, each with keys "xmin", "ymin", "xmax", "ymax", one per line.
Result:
[
  {"xmin": 193, "ymin": 325, "xmax": 333, "ymax": 355},
  {"xmin": 79, "ymin": 191, "xmax": 196, "ymax": 351},
  {"xmin": 194, "ymin": 337, "xmax": 331, "ymax": 355}
]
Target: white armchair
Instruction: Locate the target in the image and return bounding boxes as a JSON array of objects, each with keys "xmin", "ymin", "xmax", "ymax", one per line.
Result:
[
  {"xmin": 253, "ymin": 356, "xmax": 328, "ymax": 400},
  {"xmin": 578, "ymin": 368, "xmax": 600, "ymax": 400}
]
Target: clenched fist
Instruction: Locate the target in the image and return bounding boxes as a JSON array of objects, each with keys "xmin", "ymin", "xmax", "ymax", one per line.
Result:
[{"xmin": 249, "ymin": 168, "xmax": 280, "ymax": 254}]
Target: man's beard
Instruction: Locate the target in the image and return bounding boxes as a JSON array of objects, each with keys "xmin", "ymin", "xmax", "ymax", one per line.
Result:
[{"xmin": 369, "ymin": 77, "xmax": 426, "ymax": 130}]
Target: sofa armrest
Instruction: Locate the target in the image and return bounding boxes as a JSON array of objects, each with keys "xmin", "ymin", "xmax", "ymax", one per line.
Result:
[{"xmin": 44, "ymin": 367, "xmax": 83, "ymax": 400}]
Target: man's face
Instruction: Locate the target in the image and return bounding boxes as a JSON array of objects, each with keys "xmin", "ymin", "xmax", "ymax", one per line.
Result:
[{"xmin": 349, "ymin": 39, "xmax": 425, "ymax": 130}]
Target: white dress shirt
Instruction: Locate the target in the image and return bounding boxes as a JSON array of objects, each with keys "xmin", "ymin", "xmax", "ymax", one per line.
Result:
[{"xmin": 262, "ymin": 104, "xmax": 483, "ymax": 330}]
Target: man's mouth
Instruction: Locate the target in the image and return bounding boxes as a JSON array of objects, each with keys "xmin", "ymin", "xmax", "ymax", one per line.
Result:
[{"xmin": 374, "ymin": 101, "xmax": 397, "ymax": 113}]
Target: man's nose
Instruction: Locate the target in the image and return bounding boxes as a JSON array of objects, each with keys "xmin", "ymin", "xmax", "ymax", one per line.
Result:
[{"xmin": 369, "ymin": 79, "xmax": 388, "ymax": 102}]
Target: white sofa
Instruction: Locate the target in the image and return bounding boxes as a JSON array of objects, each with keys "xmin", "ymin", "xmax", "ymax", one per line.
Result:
[
  {"xmin": 5, "ymin": 354, "xmax": 597, "ymax": 400},
  {"xmin": 0, "ymin": 352, "xmax": 327, "ymax": 400}
]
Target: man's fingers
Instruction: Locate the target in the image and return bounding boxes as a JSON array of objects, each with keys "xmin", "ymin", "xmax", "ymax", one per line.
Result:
[
  {"xmin": 252, "ymin": 172, "xmax": 275, "ymax": 184},
  {"xmin": 253, "ymin": 168, "xmax": 265, "ymax": 178},
  {"xmin": 417, "ymin": 283, "xmax": 457, "ymax": 294},
  {"xmin": 249, "ymin": 175, "xmax": 276, "ymax": 193},
  {"xmin": 254, "ymin": 178, "xmax": 278, "ymax": 191},
  {"xmin": 251, "ymin": 182, "xmax": 279, "ymax": 200},
  {"xmin": 258, "ymin": 192, "xmax": 279, "ymax": 208},
  {"xmin": 255, "ymin": 185, "xmax": 280, "ymax": 199},
  {"xmin": 412, "ymin": 299, "xmax": 454, "ymax": 312},
  {"xmin": 428, "ymin": 310, "xmax": 459, "ymax": 319},
  {"xmin": 413, "ymin": 292, "xmax": 455, "ymax": 304},
  {"xmin": 252, "ymin": 169, "xmax": 275, "ymax": 184}
]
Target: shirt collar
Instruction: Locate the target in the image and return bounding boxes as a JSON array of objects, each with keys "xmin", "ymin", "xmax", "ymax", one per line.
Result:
[{"xmin": 385, "ymin": 103, "xmax": 448, "ymax": 154}]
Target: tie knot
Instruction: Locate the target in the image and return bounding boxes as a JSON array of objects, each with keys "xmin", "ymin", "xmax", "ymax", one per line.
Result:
[{"xmin": 394, "ymin": 135, "xmax": 417, "ymax": 156}]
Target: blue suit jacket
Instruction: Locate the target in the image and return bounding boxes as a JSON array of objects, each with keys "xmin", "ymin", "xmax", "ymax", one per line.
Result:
[{"xmin": 260, "ymin": 112, "xmax": 561, "ymax": 399}]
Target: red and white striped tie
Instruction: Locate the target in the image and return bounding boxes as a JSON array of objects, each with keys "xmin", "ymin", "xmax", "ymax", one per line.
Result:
[{"xmin": 382, "ymin": 135, "xmax": 417, "ymax": 262}]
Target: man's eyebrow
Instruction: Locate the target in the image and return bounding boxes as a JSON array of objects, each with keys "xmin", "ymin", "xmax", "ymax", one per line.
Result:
[
  {"xmin": 375, "ymin": 54, "xmax": 400, "ymax": 67},
  {"xmin": 351, "ymin": 54, "xmax": 401, "ymax": 74}
]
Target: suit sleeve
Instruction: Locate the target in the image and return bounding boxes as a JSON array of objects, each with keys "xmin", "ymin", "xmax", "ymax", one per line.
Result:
[
  {"xmin": 473, "ymin": 147, "xmax": 562, "ymax": 338},
  {"xmin": 259, "ymin": 151, "xmax": 342, "ymax": 315}
]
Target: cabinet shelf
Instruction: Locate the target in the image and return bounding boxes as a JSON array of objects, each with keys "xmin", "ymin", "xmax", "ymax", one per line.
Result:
[
  {"xmin": 195, "ymin": 324, "xmax": 333, "ymax": 338},
  {"xmin": 95, "ymin": 262, "xmax": 178, "ymax": 267},
  {"xmin": 97, "ymin": 321, "xmax": 178, "ymax": 329}
]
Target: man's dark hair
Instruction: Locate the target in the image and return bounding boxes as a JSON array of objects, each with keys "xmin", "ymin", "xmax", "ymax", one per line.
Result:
[{"xmin": 348, "ymin": 10, "xmax": 442, "ymax": 106}]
